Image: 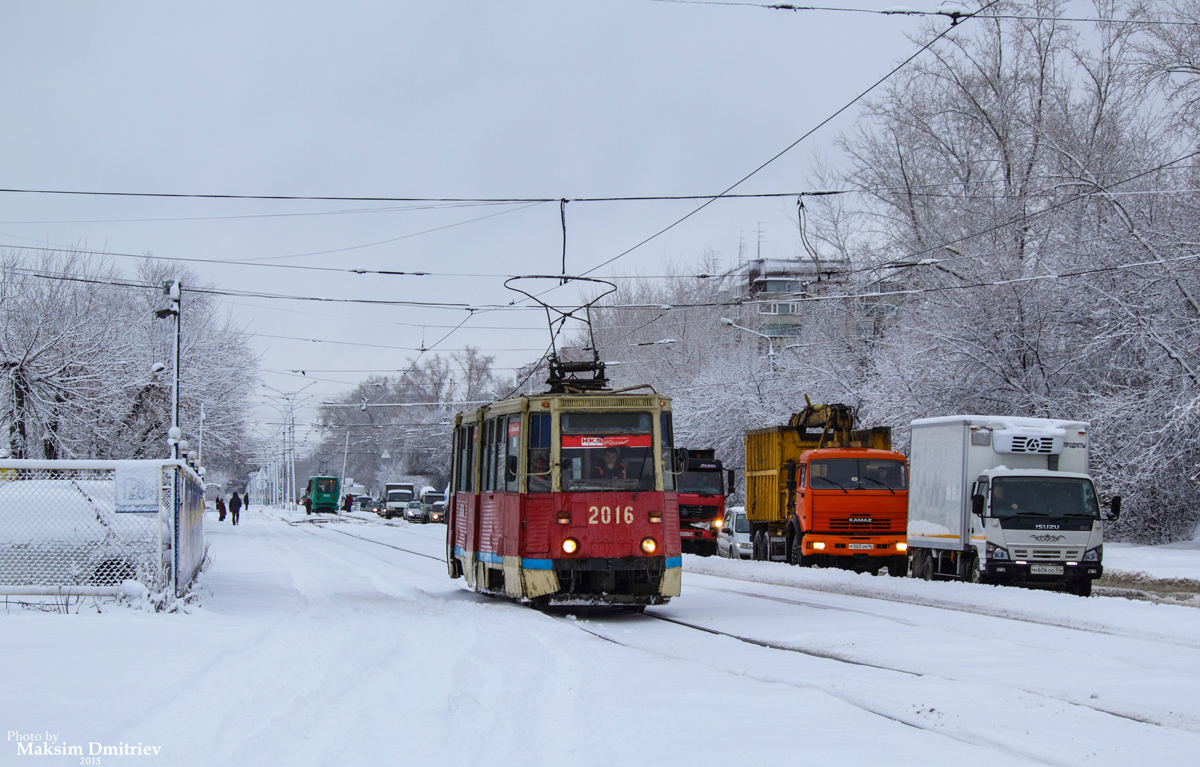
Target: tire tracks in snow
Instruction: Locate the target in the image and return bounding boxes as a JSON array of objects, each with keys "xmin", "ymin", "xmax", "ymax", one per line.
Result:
[{"xmin": 687, "ymin": 563, "xmax": 1200, "ymax": 651}]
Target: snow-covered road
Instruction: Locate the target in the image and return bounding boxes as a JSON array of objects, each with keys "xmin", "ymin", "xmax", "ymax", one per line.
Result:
[{"xmin": 4, "ymin": 507, "xmax": 1197, "ymax": 766}]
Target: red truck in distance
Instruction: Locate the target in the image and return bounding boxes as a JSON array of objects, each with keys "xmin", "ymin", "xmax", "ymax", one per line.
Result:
[{"xmin": 676, "ymin": 448, "xmax": 735, "ymax": 557}]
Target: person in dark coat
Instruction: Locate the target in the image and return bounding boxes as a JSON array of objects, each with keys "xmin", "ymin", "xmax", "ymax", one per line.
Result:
[
  {"xmin": 216, "ymin": 497, "xmax": 227, "ymax": 522},
  {"xmin": 342, "ymin": 493, "xmax": 353, "ymax": 513},
  {"xmin": 229, "ymin": 492, "xmax": 242, "ymax": 526}
]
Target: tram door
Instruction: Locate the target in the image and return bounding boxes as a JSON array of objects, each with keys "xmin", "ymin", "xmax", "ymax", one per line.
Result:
[{"xmin": 453, "ymin": 423, "xmax": 480, "ymax": 585}]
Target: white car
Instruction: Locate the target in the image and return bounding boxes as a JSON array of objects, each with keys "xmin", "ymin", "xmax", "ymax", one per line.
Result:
[
  {"xmin": 403, "ymin": 500, "xmax": 427, "ymax": 523},
  {"xmin": 716, "ymin": 508, "xmax": 752, "ymax": 560}
]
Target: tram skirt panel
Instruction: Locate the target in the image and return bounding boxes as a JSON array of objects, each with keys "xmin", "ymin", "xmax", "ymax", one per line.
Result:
[
  {"xmin": 520, "ymin": 558, "xmax": 559, "ymax": 598},
  {"xmin": 661, "ymin": 556, "xmax": 682, "ymax": 596}
]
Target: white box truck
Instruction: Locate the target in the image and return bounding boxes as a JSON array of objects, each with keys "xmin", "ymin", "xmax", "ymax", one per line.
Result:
[
  {"xmin": 383, "ymin": 482, "xmax": 415, "ymax": 519},
  {"xmin": 907, "ymin": 416, "xmax": 1120, "ymax": 597}
]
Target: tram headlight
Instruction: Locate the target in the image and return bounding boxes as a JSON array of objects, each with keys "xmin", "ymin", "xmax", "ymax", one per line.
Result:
[
  {"xmin": 562, "ymin": 538, "xmax": 579, "ymax": 555},
  {"xmin": 640, "ymin": 537, "xmax": 658, "ymax": 555}
]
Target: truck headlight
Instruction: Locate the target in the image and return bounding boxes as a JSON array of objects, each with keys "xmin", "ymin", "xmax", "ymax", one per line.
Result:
[
  {"xmin": 986, "ymin": 542, "xmax": 1009, "ymax": 560},
  {"xmin": 712, "ymin": 518, "xmax": 723, "ymax": 528},
  {"xmin": 895, "ymin": 542, "xmax": 907, "ymax": 552},
  {"xmin": 1083, "ymin": 546, "xmax": 1102, "ymax": 562},
  {"xmin": 812, "ymin": 541, "xmax": 826, "ymax": 550}
]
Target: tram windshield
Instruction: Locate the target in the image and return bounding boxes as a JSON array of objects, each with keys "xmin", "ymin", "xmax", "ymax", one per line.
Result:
[{"xmin": 560, "ymin": 411, "xmax": 656, "ymax": 492}]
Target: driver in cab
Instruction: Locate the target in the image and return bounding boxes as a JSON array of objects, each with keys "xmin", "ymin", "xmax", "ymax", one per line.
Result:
[{"xmin": 591, "ymin": 447, "xmax": 626, "ymax": 479}]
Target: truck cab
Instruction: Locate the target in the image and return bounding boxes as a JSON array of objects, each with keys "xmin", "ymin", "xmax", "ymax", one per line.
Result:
[
  {"xmin": 676, "ymin": 448, "xmax": 735, "ymax": 557},
  {"xmin": 790, "ymin": 446, "xmax": 909, "ymax": 574},
  {"xmin": 970, "ymin": 468, "xmax": 1106, "ymax": 594}
]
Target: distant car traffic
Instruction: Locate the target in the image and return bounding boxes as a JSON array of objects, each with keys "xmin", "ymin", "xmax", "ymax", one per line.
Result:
[
  {"xmin": 717, "ymin": 508, "xmax": 752, "ymax": 560},
  {"xmin": 404, "ymin": 500, "xmax": 426, "ymax": 523}
]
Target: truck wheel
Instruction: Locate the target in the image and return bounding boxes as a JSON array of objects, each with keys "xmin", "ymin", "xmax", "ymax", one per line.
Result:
[
  {"xmin": 789, "ymin": 531, "xmax": 806, "ymax": 567},
  {"xmin": 1071, "ymin": 579, "xmax": 1093, "ymax": 597},
  {"xmin": 919, "ymin": 550, "xmax": 934, "ymax": 580},
  {"xmin": 752, "ymin": 531, "xmax": 764, "ymax": 561},
  {"xmin": 966, "ymin": 555, "xmax": 982, "ymax": 584},
  {"xmin": 887, "ymin": 556, "xmax": 907, "ymax": 578}
]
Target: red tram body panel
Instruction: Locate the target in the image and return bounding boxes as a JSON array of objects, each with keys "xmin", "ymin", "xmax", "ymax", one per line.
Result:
[{"xmin": 447, "ymin": 391, "xmax": 681, "ymax": 606}]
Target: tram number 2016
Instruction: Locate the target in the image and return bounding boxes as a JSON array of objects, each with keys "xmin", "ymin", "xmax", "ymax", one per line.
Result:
[{"xmin": 588, "ymin": 505, "xmax": 635, "ymax": 525}]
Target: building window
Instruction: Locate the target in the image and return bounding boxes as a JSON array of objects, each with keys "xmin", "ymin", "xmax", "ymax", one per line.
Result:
[{"xmin": 759, "ymin": 302, "xmax": 800, "ymax": 315}]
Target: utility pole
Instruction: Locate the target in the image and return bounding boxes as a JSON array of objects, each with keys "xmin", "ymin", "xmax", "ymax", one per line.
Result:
[
  {"xmin": 154, "ymin": 280, "xmax": 182, "ymax": 459},
  {"xmin": 340, "ymin": 430, "xmax": 349, "ymax": 496}
]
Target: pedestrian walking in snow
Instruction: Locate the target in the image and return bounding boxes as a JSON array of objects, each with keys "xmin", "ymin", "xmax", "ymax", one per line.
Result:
[
  {"xmin": 216, "ymin": 497, "xmax": 227, "ymax": 522},
  {"xmin": 342, "ymin": 493, "xmax": 353, "ymax": 513},
  {"xmin": 229, "ymin": 492, "xmax": 242, "ymax": 526}
]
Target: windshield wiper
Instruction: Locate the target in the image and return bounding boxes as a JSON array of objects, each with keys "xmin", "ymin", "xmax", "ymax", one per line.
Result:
[
  {"xmin": 811, "ymin": 476, "xmax": 849, "ymax": 493},
  {"xmin": 859, "ymin": 476, "xmax": 896, "ymax": 494}
]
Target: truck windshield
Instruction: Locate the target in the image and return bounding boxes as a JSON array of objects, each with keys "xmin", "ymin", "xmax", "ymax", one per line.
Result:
[
  {"xmin": 560, "ymin": 411, "xmax": 655, "ymax": 492},
  {"xmin": 678, "ymin": 471, "xmax": 723, "ymax": 495},
  {"xmin": 991, "ymin": 477, "xmax": 1100, "ymax": 519},
  {"xmin": 387, "ymin": 491, "xmax": 412, "ymax": 503},
  {"xmin": 809, "ymin": 459, "xmax": 907, "ymax": 490}
]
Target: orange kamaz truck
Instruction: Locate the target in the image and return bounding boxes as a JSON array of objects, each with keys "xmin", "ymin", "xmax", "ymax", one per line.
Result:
[{"xmin": 744, "ymin": 400, "xmax": 908, "ymax": 575}]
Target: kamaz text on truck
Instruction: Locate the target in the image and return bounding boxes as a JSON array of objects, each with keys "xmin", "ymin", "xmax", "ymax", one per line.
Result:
[
  {"xmin": 744, "ymin": 400, "xmax": 908, "ymax": 574},
  {"xmin": 676, "ymin": 448, "xmax": 736, "ymax": 557},
  {"xmin": 906, "ymin": 416, "xmax": 1120, "ymax": 597}
]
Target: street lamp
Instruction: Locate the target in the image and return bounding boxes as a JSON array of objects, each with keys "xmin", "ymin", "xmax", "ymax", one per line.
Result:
[{"xmin": 720, "ymin": 317, "xmax": 777, "ymax": 371}]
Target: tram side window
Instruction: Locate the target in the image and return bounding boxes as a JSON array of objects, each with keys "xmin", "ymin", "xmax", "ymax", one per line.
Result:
[
  {"xmin": 660, "ymin": 412, "xmax": 675, "ymax": 492},
  {"xmin": 528, "ymin": 413, "xmax": 551, "ymax": 493},
  {"xmin": 454, "ymin": 426, "xmax": 466, "ymax": 493},
  {"xmin": 482, "ymin": 419, "xmax": 500, "ymax": 492},
  {"xmin": 491, "ymin": 417, "xmax": 507, "ymax": 492},
  {"xmin": 505, "ymin": 416, "xmax": 520, "ymax": 493},
  {"xmin": 456, "ymin": 425, "xmax": 476, "ymax": 494}
]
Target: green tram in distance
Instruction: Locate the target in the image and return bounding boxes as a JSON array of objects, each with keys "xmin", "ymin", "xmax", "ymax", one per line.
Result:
[{"xmin": 305, "ymin": 475, "xmax": 340, "ymax": 515}]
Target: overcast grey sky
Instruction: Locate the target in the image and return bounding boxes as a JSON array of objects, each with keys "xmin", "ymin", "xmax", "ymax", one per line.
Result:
[{"xmin": 0, "ymin": 1, "xmax": 941, "ymax": 444}]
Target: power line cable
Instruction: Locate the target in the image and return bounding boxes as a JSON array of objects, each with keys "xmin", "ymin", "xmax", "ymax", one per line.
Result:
[
  {"xmin": 642, "ymin": 0, "xmax": 1200, "ymax": 27},
  {"xmin": 549, "ymin": 0, "xmax": 1001, "ymax": 293}
]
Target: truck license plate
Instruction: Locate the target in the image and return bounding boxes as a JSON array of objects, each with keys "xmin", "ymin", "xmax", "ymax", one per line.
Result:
[
  {"xmin": 1030, "ymin": 564, "xmax": 1063, "ymax": 575},
  {"xmin": 848, "ymin": 543, "xmax": 873, "ymax": 550},
  {"xmin": 680, "ymin": 531, "xmax": 695, "ymax": 537}
]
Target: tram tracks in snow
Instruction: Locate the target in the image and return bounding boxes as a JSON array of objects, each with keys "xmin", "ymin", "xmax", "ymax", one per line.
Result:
[{"xmin": 276, "ymin": 514, "xmax": 1199, "ymax": 745}]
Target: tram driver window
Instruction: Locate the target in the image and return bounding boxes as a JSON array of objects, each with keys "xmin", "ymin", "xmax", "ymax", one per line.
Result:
[{"xmin": 560, "ymin": 411, "xmax": 655, "ymax": 492}]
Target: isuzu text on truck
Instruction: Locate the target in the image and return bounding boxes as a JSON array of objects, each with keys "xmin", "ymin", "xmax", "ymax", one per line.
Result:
[
  {"xmin": 744, "ymin": 400, "xmax": 908, "ymax": 574},
  {"xmin": 907, "ymin": 416, "xmax": 1120, "ymax": 597},
  {"xmin": 676, "ymin": 448, "xmax": 735, "ymax": 556}
]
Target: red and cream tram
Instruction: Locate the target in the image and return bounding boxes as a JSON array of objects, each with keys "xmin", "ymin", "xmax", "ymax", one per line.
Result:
[{"xmin": 447, "ymin": 374, "xmax": 681, "ymax": 607}]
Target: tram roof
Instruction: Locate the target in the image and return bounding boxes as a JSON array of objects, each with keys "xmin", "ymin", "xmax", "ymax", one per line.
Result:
[{"xmin": 455, "ymin": 388, "xmax": 672, "ymax": 422}]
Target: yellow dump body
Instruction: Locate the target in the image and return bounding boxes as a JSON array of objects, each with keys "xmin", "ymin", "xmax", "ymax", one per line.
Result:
[{"xmin": 744, "ymin": 424, "xmax": 891, "ymax": 525}]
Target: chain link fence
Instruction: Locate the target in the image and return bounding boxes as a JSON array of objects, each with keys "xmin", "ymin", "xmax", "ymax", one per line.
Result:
[{"xmin": 0, "ymin": 460, "xmax": 205, "ymax": 598}]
